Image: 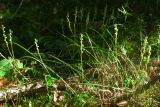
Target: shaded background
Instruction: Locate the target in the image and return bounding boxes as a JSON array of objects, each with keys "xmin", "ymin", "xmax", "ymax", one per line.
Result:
[{"xmin": 0, "ymin": 0, "xmax": 160, "ymax": 58}]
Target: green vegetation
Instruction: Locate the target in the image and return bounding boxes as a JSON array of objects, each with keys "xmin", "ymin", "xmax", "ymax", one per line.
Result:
[{"xmin": 0, "ymin": 0, "xmax": 160, "ymax": 106}]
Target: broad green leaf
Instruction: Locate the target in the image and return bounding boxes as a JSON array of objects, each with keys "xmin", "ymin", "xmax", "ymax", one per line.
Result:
[
  {"xmin": 0, "ymin": 71, "xmax": 6, "ymax": 78},
  {"xmin": 0, "ymin": 58, "xmax": 14, "ymax": 78}
]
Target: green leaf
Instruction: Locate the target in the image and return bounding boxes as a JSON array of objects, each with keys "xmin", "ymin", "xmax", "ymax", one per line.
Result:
[
  {"xmin": 45, "ymin": 75, "xmax": 57, "ymax": 88},
  {"xmin": 0, "ymin": 71, "xmax": 6, "ymax": 78},
  {"xmin": 0, "ymin": 58, "xmax": 14, "ymax": 78},
  {"xmin": 15, "ymin": 60, "xmax": 24, "ymax": 69}
]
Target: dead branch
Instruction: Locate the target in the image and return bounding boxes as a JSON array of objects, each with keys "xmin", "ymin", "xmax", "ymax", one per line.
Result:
[{"xmin": 0, "ymin": 80, "xmax": 46, "ymax": 101}]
